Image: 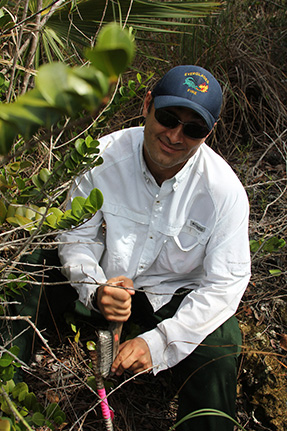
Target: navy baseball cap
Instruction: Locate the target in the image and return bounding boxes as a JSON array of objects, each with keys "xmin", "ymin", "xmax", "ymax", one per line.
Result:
[{"xmin": 151, "ymin": 65, "xmax": 222, "ymax": 131}]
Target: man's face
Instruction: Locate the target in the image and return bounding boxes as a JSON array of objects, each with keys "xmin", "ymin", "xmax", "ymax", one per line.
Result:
[{"xmin": 142, "ymin": 92, "xmax": 212, "ymax": 185}]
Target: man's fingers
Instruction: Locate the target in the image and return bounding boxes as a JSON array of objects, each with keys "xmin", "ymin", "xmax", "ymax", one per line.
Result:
[
  {"xmin": 96, "ymin": 276, "xmax": 135, "ymax": 321},
  {"xmin": 111, "ymin": 338, "xmax": 152, "ymax": 376}
]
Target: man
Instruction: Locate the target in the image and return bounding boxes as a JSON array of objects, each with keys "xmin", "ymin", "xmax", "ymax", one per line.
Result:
[{"xmin": 58, "ymin": 65, "xmax": 251, "ymax": 430}]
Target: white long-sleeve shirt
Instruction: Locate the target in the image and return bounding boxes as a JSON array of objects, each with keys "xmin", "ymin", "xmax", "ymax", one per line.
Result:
[{"xmin": 58, "ymin": 126, "xmax": 251, "ymax": 374}]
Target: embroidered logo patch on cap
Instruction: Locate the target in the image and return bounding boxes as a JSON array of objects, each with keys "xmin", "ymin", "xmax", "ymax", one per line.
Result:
[{"xmin": 184, "ymin": 73, "xmax": 209, "ymax": 94}]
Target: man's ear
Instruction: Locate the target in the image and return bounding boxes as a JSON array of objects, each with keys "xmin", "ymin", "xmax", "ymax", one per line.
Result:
[{"xmin": 142, "ymin": 91, "xmax": 153, "ymax": 118}]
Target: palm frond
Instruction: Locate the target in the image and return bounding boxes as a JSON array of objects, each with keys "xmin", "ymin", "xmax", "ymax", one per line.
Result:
[{"xmin": 47, "ymin": 0, "xmax": 221, "ymax": 48}]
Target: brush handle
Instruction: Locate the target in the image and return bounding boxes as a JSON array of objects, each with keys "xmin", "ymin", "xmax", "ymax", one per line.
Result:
[{"xmin": 109, "ymin": 321, "xmax": 123, "ymax": 363}]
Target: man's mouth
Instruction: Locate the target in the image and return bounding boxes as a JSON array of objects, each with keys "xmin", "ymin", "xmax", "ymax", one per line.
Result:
[{"xmin": 159, "ymin": 139, "xmax": 183, "ymax": 154}]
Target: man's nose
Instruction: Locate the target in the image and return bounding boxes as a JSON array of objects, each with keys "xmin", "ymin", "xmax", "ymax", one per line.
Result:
[{"xmin": 165, "ymin": 124, "xmax": 184, "ymax": 144}]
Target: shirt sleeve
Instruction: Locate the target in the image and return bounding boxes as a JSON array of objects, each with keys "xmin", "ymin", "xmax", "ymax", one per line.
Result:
[
  {"xmin": 139, "ymin": 189, "xmax": 251, "ymax": 375},
  {"xmin": 57, "ymin": 174, "xmax": 107, "ymax": 309}
]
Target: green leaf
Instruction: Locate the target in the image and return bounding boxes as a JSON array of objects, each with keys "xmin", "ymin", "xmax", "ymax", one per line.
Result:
[
  {"xmin": 0, "ymin": 200, "xmax": 7, "ymax": 224},
  {"xmin": 0, "ymin": 418, "xmax": 11, "ymax": 431},
  {"xmin": 0, "ymin": 364, "xmax": 15, "ymax": 382},
  {"xmin": 83, "ymin": 188, "xmax": 103, "ymax": 213},
  {"xmin": 86, "ymin": 340, "xmax": 96, "ymax": 351},
  {"xmin": 6, "ymin": 162, "xmax": 21, "ymax": 175},
  {"xmin": 31, "ymin": 174, "xmax": 44, "ymax": 189},
  {"xmin": 263, "ymin": 237, "xmax": 286, "ymax": 252},
  {"xmin": 74, "ymin": 329, "xmax": 80, "ymax": 343},
  {"xmin": 54, "ymin": 412, "xmax": 66, "ymax": 425},
  {"xmin": 86, "ymin": 23, "xmax": 135, "ymax": 78},
  {"xmin": 74, "ymin": 138, "xmax": 86, "ymax": 156},
  {"xmin": 71, "ymin": 196, "xmax": 86, "ymax": 218},
  {"xmin": 23, "ymin": 392, "xmax": 38, "ymax": 411},
  {"xmin": 86, "ymin": 376, "xmax": 98, "ymax": 391},
  {"xmin": 45, "ymin": 402, "xmax": 61, "ymax": 419},
  {"xmin": 15, "ymin": 177, "xmax": 26, "ymax": 190},
  {"xmin": 0, "ymin": 358, "xmax": 12, "ymax": 368},
  {"xmin": 39, "ymin": 168, "xmax": 51, "ymax": 183},
  {"xmin": 0, "ymin": 347, "xmax": 19, "ymax": 368},
  {"xmin": 35, "ymin": 62, "xmax": 77, "ymax": 114},
  {"xmin": 269, "ymin": 269, "xmax": 282, "ymax": 276},
  {"xmin": 12, "ymin": 382, "xmax": 28, "ymax": 402},
  {"xmin": 71, "ymin": 324, "xmax": 77, "ymax": 334},
  {"xmin": 249, "ymin": 239, "xmax": 260, "ymax": 253},
  {"xmin": 0, "ymin": 119, "xmax": 17, "ymax": 155},
  {"xmin": 14, "ymin": 215, "xmax": 35, "ymax": 230},
  {"xmin": 31, "ymin": 412, "xmax": 45, "ymax": 427}
]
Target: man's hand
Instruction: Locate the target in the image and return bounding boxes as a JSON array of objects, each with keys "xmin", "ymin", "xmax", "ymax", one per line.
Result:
[
  {"xmin": 96, "ymin": 276, "xmax": 135, "ymax": 322},
  {"xmin": 111, "ymin": 338, "xmax": 152, "ymax": 376}
]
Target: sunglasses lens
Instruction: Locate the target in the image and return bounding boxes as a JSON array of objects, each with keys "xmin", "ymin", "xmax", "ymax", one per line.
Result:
[
  {"xmin": 183, "ymin": 124, "xmax": 209, "ymax": 139},
  {"xmin": 154, "ymin": 109, "xmax": 178, "ymax": 128},
  {"xmin": 155, "ymin": 109, "xmax": 209, "ymax": 139}
]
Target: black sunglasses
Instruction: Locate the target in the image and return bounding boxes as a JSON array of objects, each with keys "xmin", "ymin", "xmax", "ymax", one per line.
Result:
[{"xmin": 154, "ymin": 108, "xmax": 210, "ymax": 139}]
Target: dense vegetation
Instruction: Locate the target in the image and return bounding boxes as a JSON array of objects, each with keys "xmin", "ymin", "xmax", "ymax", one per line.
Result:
[{"xmin": 0, "ymin": 1, "xmax": 286, "ymax": 430}]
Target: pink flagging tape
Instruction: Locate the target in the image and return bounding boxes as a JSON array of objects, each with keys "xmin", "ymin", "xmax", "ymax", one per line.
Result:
[{"xmin": 98, "ymin": 388, "xmax": 113, "ymax": 420}]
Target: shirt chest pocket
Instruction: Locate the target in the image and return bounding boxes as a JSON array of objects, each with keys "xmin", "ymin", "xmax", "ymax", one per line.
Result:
[{"xmin": 158, "ymin": 225, "xmax": 209, "ymax": 274}]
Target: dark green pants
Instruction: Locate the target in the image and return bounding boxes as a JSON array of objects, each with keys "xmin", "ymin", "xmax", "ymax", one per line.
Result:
[
  {"xmin": 6, "ymin": 248, "xmax": 242, "ymax": 431},
  {"xmin": 131, "ymin": 290, "xmax": 242, "ymax": 431}
]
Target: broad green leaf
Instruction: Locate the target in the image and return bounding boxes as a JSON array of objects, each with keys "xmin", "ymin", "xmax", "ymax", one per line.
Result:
[
  {"xmin": 86, "ymin": 376, "xmax": 98, "ymax": 391},
  {"xmin": 11, "ymin": 214, "xmax": 35, "ymax": 230},
  {"xmin": 6, "ymin": 205, "xmax": 17, "ymax": 218},
  {"xmin": 23, "ymin": 392, "xmax": 38, "ymax": 411},
  {"xmin": 70, "ymin": 149, "xmax": 83, "ymax": 164},
  {"xmin": 0, "ymin": 200, "xmax": 7, "ymax": 223},
  {"xmin": 71, "ymin": 196, "xmax": 86, "ymax": 218},
  {"xmin": 0, "ymin": 418, "xmax": 10, "ymax": 431},
  {"xmin": 0, "ymin": 174, "xmax": 8, "ymax": 191},
  {"xmin": 15, "ymin": 177, "xmax": 26, "ymax": 190},
  {"xmin": 71, "ymin": 324, "xmax": 77, "ymax": 334},
  {"xmin": 44, "ymin": 213, "xmax": 57, "ymax": 228},
  {"xmin": 0, "ymin": 119, "xmax": 17, "ymax": 155},
  {"xmin": 54, "ymin": 413, "xmax": 66, "ymax": 425},
  {"xmin": 31, "ymin": 174, "xmax": 44, "ymax": 189},
  {"xmin": 72, "ymin": 67, "xmax": 109, "ymax": 97},
  {"xmin": 35, "ymin": 62, "xmax": 77, "ymax": 113},
  {"xmin": 0, "ymin": 358, "xmax": 12, "ymax": 367},
  {"xmin": 2, "ymin": 379, "xmax": 15, "ymax": 395},
  {"xmin": 263, "ymin": 237, "xmax": 286, "ymax": 252},
  {"xmin": 0, "ymin": 364, "xmax": 14, "ymax": 382},
  {"xmin": 39, "ymin": 168, "xmax": 51, "ymax": 183},
  {"xmin": 86, "ymin": 340, "xmax": 96, "ymax": 351},
  {"xmin": 25, "ymin": 207, "xmax": 37, "ymax": 220},
  {"xmin": 48, "ymin": 207, "xmax": 63, "ymax": 218},
  {"xmin": 34, "ymin": 207, "xmax": 46, "ymax": 221},
  {"xmin": 269, "ymin": 269, "xmax": 282, "ymax": 276},
  {"xmin": 86, "ymin": 23, "xmax": 135, "ymax": 78},
  {"xmin": 84, "ymin": 188, "xmax": 104, "ymax": 213},
  {"xmin": 249, "ymin": 239, "xmax": 260, "ymax": 253},
  {"xmin": 45, "ymin": 402, "xmax": 62, "ymax": 419},
  {"xmin": 12, "ymin": 382, "xmax": 28, "ymax": 402},
  {"xmin": 75, "ymin": 138, "xmax": 86, "ymax": 156},
  {"xmin": 8, "ymin": 346, "xmax": 20, "ymax": 357},
  {"xmin": 6, "ymin": 162, "xmax": 21, "ymax": 175},
  {"xmin": 44, "ymin": 208, "xmax": 63, "ymax": 229},
  {"xmin": 31, "ymin": 412, "xmax": 45, "ymax": 427},
  {"xmin": 14, "ymin": 206, "xmax": 26, "ymax": 217}
]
